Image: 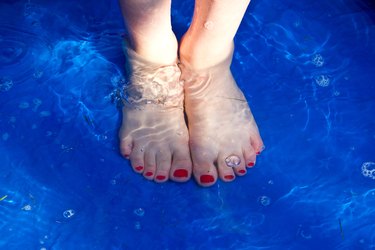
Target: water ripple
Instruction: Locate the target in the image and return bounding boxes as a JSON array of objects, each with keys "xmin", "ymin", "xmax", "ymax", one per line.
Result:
[{"xmin": 0, "ymin": 25, "xmax": 52, "ymax": 85}]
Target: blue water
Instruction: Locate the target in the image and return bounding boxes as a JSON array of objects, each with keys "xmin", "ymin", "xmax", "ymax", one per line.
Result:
[{"xmin": 1, "ymin": 0, "xmax": 374, "ymax": 249}]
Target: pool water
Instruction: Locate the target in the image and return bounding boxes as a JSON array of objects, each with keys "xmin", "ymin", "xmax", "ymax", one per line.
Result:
[{"xmin": 1, "ymin": 0, "xmax": 374, "ymax": 249}]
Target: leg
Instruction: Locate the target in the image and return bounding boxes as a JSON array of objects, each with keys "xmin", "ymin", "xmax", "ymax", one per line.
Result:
[
  {"xmin": 119, "ymin": 0, "xmax": 177, "ymax": 64},
  {"xmin": 179, "ymin": 0, "xmax": 264, "ymax": 186},
  {"xmin": 118, "ymin": 0, "xmax": 192, "ymax": 183}
]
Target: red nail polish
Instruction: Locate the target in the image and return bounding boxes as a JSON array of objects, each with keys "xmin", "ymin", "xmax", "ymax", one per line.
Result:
[
  {"xmin": 200, "ymin": 175, "xmax": 215, "ymax": 183},
  {"xmin": 239, "ymin": 169, "xmax": 246, "ymax": 174},
  {"xmin": 173, "ymin": 169, "xmax": 188, "ymax": 178},
  {"xmin": 224, "ymin": 175, "xmax": 234, "ymax": 180},
  {"xmin": 145, "ymin": 171, "xmax": 153, "ymax": 177},
  {"xmin": 124, "ymin": 154, "xmax": 130, "ymax": 159},
  {"xmin": 256, "ymin": 151, "xmax": 260, "ymax": 155},
  {"xmin": 248, "ymin": 162, "xmax": 255, "ymax": 167},
  {"xmin": 135, "ymin": 166, "xmax": 143, "ymax": 171},
  {"xmin": 156, "ymin": 175, "xmax": 166, "ymax": 181}
]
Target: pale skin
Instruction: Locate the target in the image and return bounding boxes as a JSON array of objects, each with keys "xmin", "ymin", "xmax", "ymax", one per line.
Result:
[{"xmin": 119, "ymin": 0, "xmax": 264, "ymax": 187}]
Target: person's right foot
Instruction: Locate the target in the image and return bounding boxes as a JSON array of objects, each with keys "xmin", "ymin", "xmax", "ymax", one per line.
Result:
[
  {"xmin": 119, "ymin": 48, "xmax": 192, "ymax": 183},
  {"xmin": 180, "ymin": 46, "xmax": 264, "ymax": 187}
]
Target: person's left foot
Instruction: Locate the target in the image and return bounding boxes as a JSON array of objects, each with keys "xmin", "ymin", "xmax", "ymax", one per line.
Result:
[{"xmin": 179, "ymin": 47, "xmax": 264, "ymax": 187}]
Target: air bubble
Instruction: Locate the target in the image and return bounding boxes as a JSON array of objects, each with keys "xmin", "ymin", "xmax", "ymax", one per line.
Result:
[
  {"xmin": 0, "ymin": 77, "xmax": 13, "ymax": 92},
  {"xmin": 314, "ymin": 75, "xmax": 330, "ymax": 87},
  {"xmin": 33, "ymin": 69, "xmax": 43, "ymax": 79},
  {"xmin": 258, "ymin": 196, "xmax": 271, "ymax": 206},
  {"xmin": 39, "ymin": 111, "xmax": 51, "ymax": 117},
  {"xmin": 19, "ymin": 102, "xmax": 30, "ymax": 109},
  {"xmin": 134, "ymin": 208, "xmax": 145, "ymax": 217},
  {"xmin": 361, "ymin": 162, "xmax": 375, "ymax": 179},
  {"xmin": 225, "ymin": 155, "xmax": 241, "ymax": 168},
  {"xmin": 32, "ymin": 98, "xmax": 42, "ymax": 111},
  {"xmin": 63, "ymin": 209, "xmax": 75, "ymax": 218},
  {"xmin": 22, "ymin": 204, "xmax": 32, "ymax": 211},
  {"xmin": 204, "ymin": 21, "xmax": 214, "ymax": 30},
  {"xmin": 134, "ymin": 221, "xmax": 141, "ymax": 230},
  {"xmin": 2, "ymin": 133, "xmax": 9, "ymax": 141}
]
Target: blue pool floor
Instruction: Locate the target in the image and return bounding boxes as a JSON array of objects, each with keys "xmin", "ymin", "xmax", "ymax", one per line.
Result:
[{"xmin": 1, "ymin": 0, "xmax": 375, "ymax": 249}]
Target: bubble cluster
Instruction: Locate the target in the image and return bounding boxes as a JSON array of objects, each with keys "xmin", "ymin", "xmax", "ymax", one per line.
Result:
[
  {"xmin": 362, "ymin": 162, "xmax": 375, "ymax": 180},
  {"xmin": 63, "ymin": 209, "xmax": 75, "ymax": 218},
  {"xmin": 258, "ymin": 196, "xmax": 271, "ymax": 206},
  {"xmin": 314, "ymin": 75, "xmax": 330, "ymax": 87},
  {"xmin": 311, "ymin": 54, "xmax": 324, "ymax": 67}
]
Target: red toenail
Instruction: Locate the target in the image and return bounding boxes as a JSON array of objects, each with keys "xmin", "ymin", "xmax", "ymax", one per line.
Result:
[
  {"xmin": 248, "ymin": 162, "xmax": 255, "ymax": 167},
  {"xmin": 239, "ymin": 169, "xmax": 246, "ymax": 174},
  {"xmin": 156, "ymin": 175, "xmax": 166, "ymax": 180},
  {"xmin": 124, "ymin": 154, "xmax": 130, "ymax": 158},
  {"xmin": 173, "ymin": 169, "xmax": 188, "ymax": 178},
  {"xmin": 224, "ymin": 175, "xmax": 234, "ymax": 180},
  {"xmin": 200, "ymin": 175, "xmax": 215, "ymax": 183},
  {"xmin": 135, "ymin": 166, "xmax": 143, "ymax": 171},
  {"xmin": 145, "ymin": 172, "xmax": 153, "ymax": 177},
  {"xmin": 256, "ymin": 151, "xmax": 261, "ymax": 155}
]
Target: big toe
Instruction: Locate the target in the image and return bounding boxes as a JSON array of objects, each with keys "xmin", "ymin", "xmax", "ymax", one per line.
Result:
[
  {"xmin": 170, "ymin": 146, "xmax": 192, "ymax": 182},
  {"xmin": 190, "ymin": 145, "xmax": 218, "ymax": 187}
]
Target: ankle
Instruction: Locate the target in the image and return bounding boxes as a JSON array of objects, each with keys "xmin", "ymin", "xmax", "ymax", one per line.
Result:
[
  {"xmin": 129, "ymin": 31, "xmax": 178, "ymax": 65},
  {"xmin": 179, "ymin": 34, "xmax": 233, "ymax": 69}
]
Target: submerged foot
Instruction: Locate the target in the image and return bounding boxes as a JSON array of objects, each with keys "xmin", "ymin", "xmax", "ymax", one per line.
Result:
[
  {"xmin": 119, "ymin": 48, "xmax": 192, "ymax": 183},
  {"xmin": 180, "ymin": 45, "xmax": 264, "ymax": 187}
]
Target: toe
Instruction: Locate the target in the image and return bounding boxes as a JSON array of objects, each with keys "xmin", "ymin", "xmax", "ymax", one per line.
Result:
[
  {"xmin": 143, "ymin": 150, "xmax": 156, "ymax": 180},
  {"xmin": 194, "ymin": 163, "xmax": 217, "ymax": 187},
  {"xmin": 190, "ymin": 142, "xmax": 218, "ymax": 187},
  {"xmin": 120, "ymin": 137, "xmax": 133, "ymax": 159},
  {"xmin": 129, "ymin": 145, "xmax": 145, "ymax": 174},
  {"xmin": 192, "ymin": 155, "xmax": 218, "ymax": 187},
  {"xmin": 243, "ymin": 145, "xmax": 257, "ymax": 168},
  {"xmin": 233, "ymin": 166, "xmax": 247, "ymax": 176},
  {"xmin": 250, "ymin": 134, "xmax": 264, "ymax": 155},
  {"xmin": 217, "ymin": 151, "xmax": 244, "ymax": 182},
  {"xmin": 155, "ymin": 149, "xmax": 172, "ymax": 183},
  {"xmin": 170, "ymin": 147, "xmax": 192, "ymax": 182}
]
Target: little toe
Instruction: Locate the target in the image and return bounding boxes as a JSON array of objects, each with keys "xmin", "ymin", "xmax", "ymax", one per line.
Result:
[
  {"xmin": 250, "ymin": 135, "xmax": 265, "ymax": 155},
  {"xmin": 154, "ymin": 149, "xmax": 172, "ymax": 183},
  {"xmin": 120, "ymin": 137, "xmax": 133, "ymax": 159},
  {"xmin": 170, "ymin": 148, "xmax": 192, "ymax": 182}
]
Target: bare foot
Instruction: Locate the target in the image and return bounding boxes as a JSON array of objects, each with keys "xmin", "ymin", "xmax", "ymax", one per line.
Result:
[
  {"xmin": 180, "ymin": 46, "xmax": 264, "ymax": 187},
  {"xmin": 119, "ymin": 48, "xmax": 192, "ymax": 183}
]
